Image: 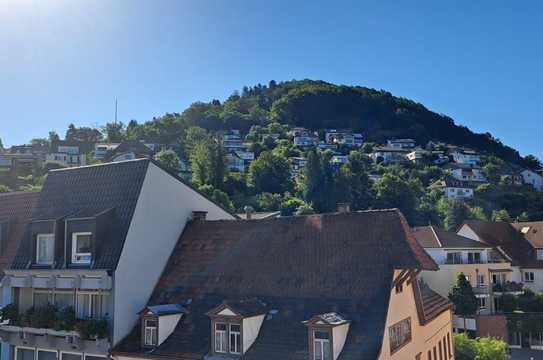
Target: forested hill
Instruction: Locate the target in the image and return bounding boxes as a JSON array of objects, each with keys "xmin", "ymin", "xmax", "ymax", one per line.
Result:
[{"xmin": 131, "ymin": 79, "xmax": 522, "ymax": 164}]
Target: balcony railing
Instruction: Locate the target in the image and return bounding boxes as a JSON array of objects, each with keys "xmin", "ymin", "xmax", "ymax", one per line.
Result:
[{"xmin": 492, "ymin": 281, "xmax": 524, "ymax": 293}]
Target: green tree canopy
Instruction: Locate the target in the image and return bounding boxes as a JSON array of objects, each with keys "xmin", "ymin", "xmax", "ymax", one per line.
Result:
[
  {"xmin": 248, "ymin": 151, "xmax": 292, "ymax": 194},
  {"xmin": 154, "ymin": 149, "xmax": 181, "ymax": 173}
]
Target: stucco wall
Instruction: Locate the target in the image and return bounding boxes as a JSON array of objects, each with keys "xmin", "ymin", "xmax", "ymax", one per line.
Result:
[
  {"xmin": 242, "ymin": 315, "xmax": 265, "ymax": 353},
  {"xmin": 158, "ymin": 314, "xmax": 182, "ymax": 345},
  {"xmin": 113, "ymin": 162, "xmax": 234, "ymax": 345},
  {"xmin": 379, "ymin": 270, "xmax": 454, "ymax": 360},
  {"xmin": 332, "ymin": 323, "xmax": 349, "ymax": 360}
]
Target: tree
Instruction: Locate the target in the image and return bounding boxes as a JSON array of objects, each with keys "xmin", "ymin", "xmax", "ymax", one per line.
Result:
[
  {"xmin": 65, "ymin": 124, "xmax": 103, "ymax": 143},
  {"xmin": 280, "ymin": 196, "xmax": 308, "ymax": 216},
  {"xmin": 437, "ymin": 198, "xmax": 469, "ymax": 231},
  {"xmin": 154, "ymin": 149, "xmax": 181, "ymax": 173},
  {"xmin": 373, "ymin": 173, "xmax": 420, "ymax": 220},
  {"xmin": 189, "ymin": 139, "xmax": 226, "ymax": 189},
  {"xmin": 340, "ymin": 151, "xmax": 374, "ymax": 210},
  {"xmin": 103, "ymin": 122, "xmax": 125, "ymax": 142},
  {"xmin": 197, "ymin": 185, "xmax": 234, "ymax": 213},
  {"xmin": 473, "ymin": 336, "xmax": 507, "ymax": 360},
  {"xmin": 449, "ymin": 273, "xmax": 478, "ymax": 330},
  {"xmin": 30, "ymin": 138, "xmax": 49, "ymax": 147},
  {"xmin": 181, "ymin": 126, "xmax": 208, "ymax": 156},
  {"xmin": 48, "ymin": 131, "xmax": 60, "ymax": 146},
  {"xmin": 453, "ymin": 333, "xmax": 476, "ymax": 360},
  {"xmin": 491, "ymin": 209, "xmax": 512, "ymax": 222},
  {"xmin": 524, "ymin": 154, "xmax": 542, "ymax": 170},
  {"xmin": 0, "ymin": 185, "xmax": 9, "ymax": 193},
  {"xmin": 248, "ymin": 151, "xmax": 292, "ymax": 194},
  {"xmin": 298, "ymin": 150, "xmax": 341, "ymax": 213}
]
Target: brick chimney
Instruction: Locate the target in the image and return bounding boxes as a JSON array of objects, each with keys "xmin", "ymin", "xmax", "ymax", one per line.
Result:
[{"xmin": 192, "ymin": 211, "xmax": 208, "ymax": 221}]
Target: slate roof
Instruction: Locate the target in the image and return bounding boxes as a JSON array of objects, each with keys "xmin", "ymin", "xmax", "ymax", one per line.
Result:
[
  {"xmin": 511, "ymin": 222, "xmax": 543, "ymax": 248},
  {"xmin": 413, "ymin": 226, "xmax": 489, "ymax": 249},
  {"xmin": 11, "ymin": 159, "xmax": 150, "ymax": 270},
  {"xmin": 462, "ymin": 220, "xmax": 543, "ymax": 268},
  {"xmin": 114, "ymin": 209, "xmax": 438, "ymax": 360},
  {"xmin": 0, "ymin": 192, "xmax": 40, "ymax": 278}
]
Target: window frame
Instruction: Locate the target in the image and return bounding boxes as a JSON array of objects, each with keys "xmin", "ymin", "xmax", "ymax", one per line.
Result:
[
  {"xmin": 71, "ymin": 232, "xmax": 92, "ymax": 265},
  {"xmin": 524, "ymin": 271, "xmax": 535, "ymax": 283},
  {"xmin": 76, "ymin": 291, "xmax": 104, "ymax": 320},
  {"xmin": 229, "ymin": 323, "xmax": 241, "ymax": 355},
  {"xmin": 15, "ymin": 346, "xmax": 35, "ymax": 360},
  {"xmin": 36, "ymin": 233, "xmax": 55, "ymax": 265},
  {"xmin": 143, "ymin": 318, "xmax": 158, "ymax": 347},
  {"xmin": 37, "ymin": 348, "xmax": 58, "ymax": 360},
  {"xmin": 59, "ymin": 351, "xmax": 83, "ymax": 360},
  {"xmin": 313, "ymin": 330, "xmax": 332, "ymax": 360},
  {"xmin": 388, "ymin": 317, "xmax": 412, "ymax": 354},
  {"xmin": 214, "ymin": 322, "xmax": 228, "ymax": 354}
]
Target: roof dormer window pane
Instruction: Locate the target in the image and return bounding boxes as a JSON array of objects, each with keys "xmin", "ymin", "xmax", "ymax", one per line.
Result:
[
  {"xmin": 215, "ymin": 323, "xmax": 227, "ymax": 353},
  {"xmin": 144, "ymin": 319, "xmax": 158, "ymax": 346},
  {"xmin": 36, "ymin": 234, "xmax": 54, "ymax": 265},
  {"xmin": 229, "ymin": 324, "xmax": 241, "ymax": 354},
  {"xmin": 72, "ymin": 232, "xmax": 92, "ymax": 264},
  {"xmin": 314, "ymin": 331, "xmax": 331, "ymax": 360}
]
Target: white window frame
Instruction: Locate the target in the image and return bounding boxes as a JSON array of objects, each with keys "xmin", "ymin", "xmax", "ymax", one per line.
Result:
[
  {"xmin": 144, "ymin": 318, "xmax": 158, "ymax": 346},
  {"xmin": 60, "ymin": 351, "xmax": 83, "ymax": 360},
  {"xmin": 71, "ymin": 232, "xmax": 92, "ymax": 264},
  {"xmin": 215, "ymin": 322, "xmax": 228, "ymax": 353},
  {"xmin": 76, "ymin": 291, "xmax": 103, "ymax": 320},
  {"xmin": 83, "ymin": 355, "xmax": 108, "ymax": 360},
  {"xmin": 36, "ymin": 233, "xmax": 55, "ymax": 265},
  {"xmin": 467, "ymin": 252, "xmax": 482, "ymax": 264},
  {"xmin": 524, "ymin": 271, "xmax": 535, "ymax": 283},
  {"xmin": 37, "ymin": 348, "xmax": 58, "ymax": 360},
  {"xmin": 537, "ymin": 249, "xmax": 543, "ymax": 261},
  {"xmin": 15, "ymin": 346, "xmax": 35, "ymax": 360},
  {"xmin": 477, "ymin": 274, "xmax": 486, "ymax": 287},
  {"xmin": 229, "ymin": 324, "xmax": 241, "ymax": 354},
  {"xmin": 478, "ymin": 297, "xmax": 487, "ymax": 309},
  {"xmin": 33, "ymin": 289, "xmax": 52, "ymax": 308},
  {"xmin": 313, "ymin": 330, "xmax": 331, "ymax": 360}
]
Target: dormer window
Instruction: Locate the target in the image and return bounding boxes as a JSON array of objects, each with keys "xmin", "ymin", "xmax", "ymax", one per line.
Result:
[
  {"xmin": 314, "ymin": 330, "xmax": 332, "ymax": 360},
  {"xmin": 214, "ymin": 323, "xmax": 228, "ymax": 353},
  {"xmin": 72, "ymin": 232, "xmax": 92, "ymax": 264},
  {"xmin": 304, "ymin": 313, "xmax": 350, "ymax": 360},
  {"xmin": 36, "ymin": 233, "xmax": 54, "ymax": 265},
  {"xmin": 144, "ymin": 319, "xmax": 158, "ymax": 346},
  {"xmin": 229, "ymin": 324, "xmax": 241, "ymax": 354}
]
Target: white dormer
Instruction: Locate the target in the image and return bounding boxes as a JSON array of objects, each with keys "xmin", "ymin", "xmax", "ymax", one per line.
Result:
[
  {"xmin": 206, "ymin": 299, "xmax": 267, "ymax": 357},
  {"xmin": 303, "ymin": 312, "xmax": 351, "ymax": 360},
  {"xmin": 139, "ymin": 304, "xmax": 186, "ymax": 348}
]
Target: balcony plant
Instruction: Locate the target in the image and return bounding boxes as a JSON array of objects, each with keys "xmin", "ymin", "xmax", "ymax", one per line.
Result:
[
  {"xmin": 54, "ymin": 307, "xmax": 76, "ymax": 331},
  {"xmin": 0, "ymin": 303, "xmax": 19, "ymax": 324},
  {"xmin": 77, "ymin": 319, "xmax": 109, "ymax": 340},
  {"xmin": 20, "ymin": 305, "xmax": 57, "ymax": 328}
]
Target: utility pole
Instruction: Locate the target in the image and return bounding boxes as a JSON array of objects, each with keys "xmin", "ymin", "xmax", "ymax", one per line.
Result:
[{"xmin": 114, "ymin": 98, "xmax": 118, "ymax": 125}]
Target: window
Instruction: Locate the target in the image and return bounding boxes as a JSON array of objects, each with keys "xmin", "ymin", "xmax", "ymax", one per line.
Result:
[
  {"xmin": 467, "ymin": 252, "xmax": 481, "ymax": 264},
  {"xmin": 55, "ymin": 291, "xmax": 74, "ymax": 309},
  {"xmin": 537, "ymin": 249, "xmax": 543, "ymax": 260},
  {"xmin": 37, "ymin": 350, "xmax": 57, "ymax": 360},
  {"xmin": 16, "ymin": 348, "xmax": 35, "ymax": 360},
  {"xmin": 524, "ymin": 272, "xmax": 535, "ymax": 283},
  {"xmin": 477, "ymin": 274, "xmax": 485, "ymax": 287},
  {"xmin": 0, "ymin": 221, "xmax": 6, "ymax": 255},
  {"xmin": 446, "ymin": 252, "xmax": 462, "ymax": 264},
  {"xmin": 531, "ymin": 332, "xmax": 543, "ymax": 346},
  {"xmin": 76, "ymin": 293, "xmax": 103, "ymax": 319},
  {"xmin": 215, "ymin": 323, "xmax": 228, "ymax": 353},
  {"xmin": 61, "ymin": 353, "xmax": 82, "ymax": 360},
  {"xmin": 72, "ymin": 232, "xmax": 92, "ymax": 264},
  {"xmin": 389, "ymin": 317, "xmax": 411, "ymax": 353},
  {"xmin": 314, "ymin": 331, "xmax": 331, "ymax": 360},
  {"xmin": 438, "ymin": 340, "xmax": 443, "ymax": 360},
  {"xmin": 33, "ymin": 290, "xmax": 52, "ymax": 307},
  {"xmin": 36, "ymin": 234, "xmax": 54, "ymax": 265},
  {"xmin": 478, "ymin": 297, "xmax": 487, "ymax": 309},
  {"xmin": 447, "ymin": 333, "xmax": 452, "ymax": 358},
  {"xmin": 492, "ymin": 273, "xmax": 506, "ymax": 285},
  {"xmin": 229, "ymin": 324, "xmax": 241, "ymax": 354},
  {"xmin": 428, "ymin": 350, "xmax": 432, "ymax": 360},
  {"xmin": 144, "ymin": 319, "xmax": 158, "ymax": 346}
]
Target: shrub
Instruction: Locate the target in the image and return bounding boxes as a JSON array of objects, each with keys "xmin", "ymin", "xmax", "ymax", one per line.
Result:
[
  {"xmin": 22, "ymin": 305, "xmax": 57, "ymax": 328},
  {"xmin": 78, "ymin": 319, "xmax": 109, "ymax": 340},
  {"xmin": 0, "ymin": 303, "xmax": 18, "ymax": 324},
  {"xmin": 55, "ymin": 307, "xmax": 76, "ymax": 331},
  {"xmin": 454, "ymin": 333, "xmax": 476, "ymax": 360}
]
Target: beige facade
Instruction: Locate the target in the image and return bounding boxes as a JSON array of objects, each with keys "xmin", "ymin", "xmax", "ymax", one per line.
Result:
[{"xmin": 379, "ymin": 270, "xmax": 454, "ymax": 360}]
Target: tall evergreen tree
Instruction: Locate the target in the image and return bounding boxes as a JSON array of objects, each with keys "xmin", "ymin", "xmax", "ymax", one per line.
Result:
[{"xmin": 449, "ymin": 273, "xmax": 478, "ymax": 331}]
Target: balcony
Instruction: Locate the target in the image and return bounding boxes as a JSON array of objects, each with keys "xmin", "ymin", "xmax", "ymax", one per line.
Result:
[
  {"xmin": 0, "ymin": 304, "xmax": 110, "ymax": 352},
  {"xmin": 492, "ymin": 281, "xmax": 524, "ymax": 295}
]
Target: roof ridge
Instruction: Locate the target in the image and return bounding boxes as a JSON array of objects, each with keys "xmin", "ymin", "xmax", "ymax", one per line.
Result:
[
  {"xmin": 49, "ymin": 158, "xmax": 150, "ymax": 172},
  {"xmin": 429, "ymin": 226, "xmax": 443, "ymax": 248}
]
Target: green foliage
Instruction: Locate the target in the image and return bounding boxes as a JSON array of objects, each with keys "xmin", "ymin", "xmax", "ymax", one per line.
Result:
[
  {"xmin": 299, "ymin": 150, "xmax": 342, "ymax": 212},
  {"xmin": 437, "ymin": 198, "xmax": 469, "ymax": 231},
  {"xmin": 523, "ymin": 154, "xmax": 542, "ymax": 170},
  {"xmin": 77, "ymin": 319, "xmax": 109, "ymax": 340},
  {"xmin": 21, "ymin": 305, "xmax": 57, "ymax": 328},
  {"xmin": 248, "ymin": 151, "xmax": 292, "ymax": 194},
  {"xmin": 295, "ymin": 204, "xmax": 315, "ymax": 215},
  {"xmin": 280, "ymin": 196, "xmax": 307, "ymax": 216},
  {"xmin": 197, "ymin": 185, "xmax": 234, "ymax": 213},
  {"xmin": 449, "ymin": 273, "xmax": 478, "ymax": 317},
  {"xmin": 453, "ymin": 333, "xmax": 507, "ymax": 360},
  {"xmin": 454, "ymin": 333, "xmax": 477, "ymax": 360},
  {"xmin": 103, "ymin": 122, "xmax": 126, "ymax": 142},
  {"xmin": 154, "ymin": 149, "xmax": 181, "ymax": 173},
  {"xmin": 256, "ymin": 192, "xmax": 282, "ymax": 211},
  {"xmin": 491, "ymin": 209, "xmax": 512, "ymax": 222},
  {"xmin": 0, "ymin": 303, "xmax": 18, "ymax": 324},
  {"xmin": 0, "ymin": 185, "xmax": 9, "ymax": 193},
  {"xmin": 373, "ymin": 173, "xmax": 420, "ymax": 220},
  {"xmin": 340, "ymin": 151, "xmax": 374, "ymax": 210},
  {"xmin": 189, "ymin": 139, "xmax": 226, "ymax": 189},
  {"xmin": 507, "ymin": 312, "xmax": 543, "ymax": 333},
  {"xmin": 65, "ymin": 124, "xmax": 103, "ymax": 143},
  {"xmin": 55, "ymin": 306, "xmax": 76, "ymax": 331}
]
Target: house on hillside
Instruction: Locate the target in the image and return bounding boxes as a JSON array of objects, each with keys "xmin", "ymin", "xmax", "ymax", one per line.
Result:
[
  {"xmin": 9, "ymin": 144, "xmax": 49, "ymax": 163},
  {"xmin": 443, "ymin": 164, "xmax": 487, "ymax": 182},
  {"xmin": 370, "ymin": 146, "xmax": 409, "ymax": 164},
  {"xmin": 0, "ymin": 159, "xmax": 235, "ymax": 360},
  {"xmin": 291, "ymin": 128, "xmax": 319, "ymax": 147},
  {"xmin": 108, "ymin": 140, "xmax": 155, "ymax": 162},
  {"xmin": 47, "ymin": 141, "xmax": 93, "ymax": 167},
  {"xmin": 406, "ymin": 149, "xmax": 428, "ymax": 164},
  {"xmin": 449, "ymin": 148, "xmax": 481, "ymax": 166},
  {"xmin": 220, "ymin": 130, "xmax": 245, "ymax": 151},
  {"xmin": 113, "ymin": 209, "xmax": 453, "ymax": 360},
  {"xmin": 521, "ymin": 169, "xmax": 543, "ymax": 191},
  {"xmin": 94, "ymin": 143, "xmax": 120, "ymax": 160},
  {"xmin": 430, "ymin": 177, "xmax": 477, "ymax": 199},
  {"xmin": 386, "ymin": 139, "xmax": 416, "ymax": 149},
  {"xmin": 289, "ymin": 157, "xmax": 307, "ymax": 176}
]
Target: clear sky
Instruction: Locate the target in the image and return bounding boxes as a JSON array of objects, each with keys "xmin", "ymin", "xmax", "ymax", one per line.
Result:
[{"xmin": 1, "ymin": 0, "xmax": 542, "ymax": 158}]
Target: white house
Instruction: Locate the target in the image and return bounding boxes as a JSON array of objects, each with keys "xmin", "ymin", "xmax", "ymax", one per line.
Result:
[
  {"xmin": 386, "ymin": 139, "xmax": 416, "ymax": 149},
  {"xmin": 521, "ymin": 169, "xmax": 543, "ymax": 191},
  {"xmin": 443, "ymin": 164, "xmax": 487, "ymax": 182},
  {"xmin": 449, "ymin": 148, "xmax": 481, "ymax": 166},
  {"xmin": 431, "ymin": 177, "xmax": 476, "ymax": 199}
]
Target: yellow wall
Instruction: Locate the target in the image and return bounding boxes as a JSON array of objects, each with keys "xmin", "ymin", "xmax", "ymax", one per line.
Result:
[{"xmin": 379, "ymin": 270, "xmax": 454, "ymax": 360}]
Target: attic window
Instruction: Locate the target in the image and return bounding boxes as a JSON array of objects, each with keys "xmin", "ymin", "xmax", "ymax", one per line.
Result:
[
  {"xmin": 304, "ymin": 313, "xmax": 350, "ymax": 360},
  {"xmin": 313, "ymin": 330, "xmax": 332, "ymax": 360},
  {"xmin": 36, "ymin": 234, "xmax": 54, "ymax": 265},
  {"xmin": 72, "ymin": 232, "xmax": 92, "ymax": 264},
  {"xmin": 144, "ymin": 319, "xmax": 158, "ymax": 346}
]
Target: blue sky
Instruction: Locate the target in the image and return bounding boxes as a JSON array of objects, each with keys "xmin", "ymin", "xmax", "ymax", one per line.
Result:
[{"xmin": 1, "ymin": 0, "xmax": 542, "ymax": 158}]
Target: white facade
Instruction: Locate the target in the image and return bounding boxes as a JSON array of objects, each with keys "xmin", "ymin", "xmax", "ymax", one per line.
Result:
[
  {"xmin": 521, "ymin": 170, "xmax": 543, "ymax": 191},
  {"xmin": 451, "ymin": 150, "xmax": 481, "ymax": 165},
  {"xmin": 46, "ymin": 153, "xmax": 87, "ymax": 167},
  {"xmin": 449, "ymin": 168, "xmax": 486, "ymax": 182},
  {"xmin": 443, "ymin": 186, "xmax": 474, "ymax": 199}
]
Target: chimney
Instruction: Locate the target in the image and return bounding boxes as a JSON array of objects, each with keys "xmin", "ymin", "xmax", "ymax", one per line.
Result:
[
  {"xmin": 192, "ymin": 211, "xmax": 208, "ymax": 221},
  {"xmin": 243, "ymin": 205, "xmax": 255, "ymax": 220},
  {"xmin": 337, "ymin": 203, "xmax": 351, "ymax": 213}
]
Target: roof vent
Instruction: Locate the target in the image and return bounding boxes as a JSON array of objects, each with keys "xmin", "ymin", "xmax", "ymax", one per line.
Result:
[
  {"xmin": 337, "ymin": 203, "xmax": 351, "ymax": 213},
  {"xmin": 244, "ymin": 205, "xmax": 255, "ymax": 220},
  {"xmin": 192, "ymin": 211, "xmax": 208, "ymax": 221}
]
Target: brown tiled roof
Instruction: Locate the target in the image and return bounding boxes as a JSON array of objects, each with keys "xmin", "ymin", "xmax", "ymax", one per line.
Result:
[
  {"xmin": 0, "ymin": 192, "xmax": 39, "ymax": 277},
  {"xmin": 415, "ymin": 280, "xmax": 452, "ymax": 324},
  {"xmin": 463, "ymin": 220, "xmax": 542, "ymax": 268},
  {"xmin": 414, "ymin": 226, "xmax": 489, "ymax": 249},
  {"xmin": 114, "ymin": 209, "xmax": 438, "ymax": 360},
  {"xmin": 511, "ymin": 222, "xmax": 543, "ymax": 248}
]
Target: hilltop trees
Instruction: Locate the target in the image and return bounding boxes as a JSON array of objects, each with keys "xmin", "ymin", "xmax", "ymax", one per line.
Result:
[
  {"xmin": 248, "ymin": 151, "xmax": 292, "ymax": 194},
  {"xmin": 154, "ymin": 149, "xmax": 181, "ymax": 173}
]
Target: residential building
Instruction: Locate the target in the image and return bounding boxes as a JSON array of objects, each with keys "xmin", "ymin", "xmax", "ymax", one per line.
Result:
[
  {"xmin": 47, "ymin": 141, "xmax": 93, "ymax": 168},
  {"xmin": 291, "ymin": 128, "xmax": 319, "ymax": 147},
  {"xmin": 449, "ymin": 148, "xmax": 481, "ymax": 166},
  {"xmin": 330, "ymin": 155, "xmax": 348, "ymax": 168},
  {"xmin": 386, "ymin": 139, "xmax": 416, "ymax": 149},
  {"xmin": 443, "ymin": 164, "xmax": 487, "ymax": 182},
  {"xmin": 289, "ymin": 157, "xmax": 307, "ymax": 176},
  {"xmin": 220, "ymin": 130, "xmax": 245, "ymax": 151},
  {"xmin": 113, "ymin": 209, "xmax": 454, "ymax": 360},
  {"xmin": 324, "ymin": 129, "xmax": 362, "ymax": 147},
  {"xmin": 94, "ymin": 143, "xmax": 120, "ymax": 160},
  {"xmin": 9, "ymin": 145, "xmax": 49, "ymax": 163},
  {"xmin": 108, "ymin": 141, "xmax": 154, "ymax": 162},
  {"xmin": 521, "ymin": 169, "xmax": 543, "ymax": 191},
  {"xmin": 414, "ymin": 226, "xmax": 511, "ymax": 320},
  {"xmin": 0, "ymin": 159, "xmax": 235, "ymax": 360},
  {"xmin": 406, "ymin": 149, "xmax": 428, "ymax": 164},
  {"xmin": 370, "ymin": 147, "xmax": 409, "ymax": 164},
  {"xmin": 430, "ymin": 177, "xmax": 477, "ymax": 199},
  {"xmin": 0, "ymin": 191, "xmax": 40, "ymax": 360}
]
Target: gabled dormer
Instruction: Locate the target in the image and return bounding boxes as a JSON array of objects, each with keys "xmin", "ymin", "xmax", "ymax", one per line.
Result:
[
  {"xmin": 206, "ymin": 299, "xmax": 267, "ymax": 357},
  {"xmin": 303, "ymin": 312, "xmax": 351, "ymax": 360},
  {"xmin": 139, "ymin": 304, "xmax": 186, "ymax": 348}
]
